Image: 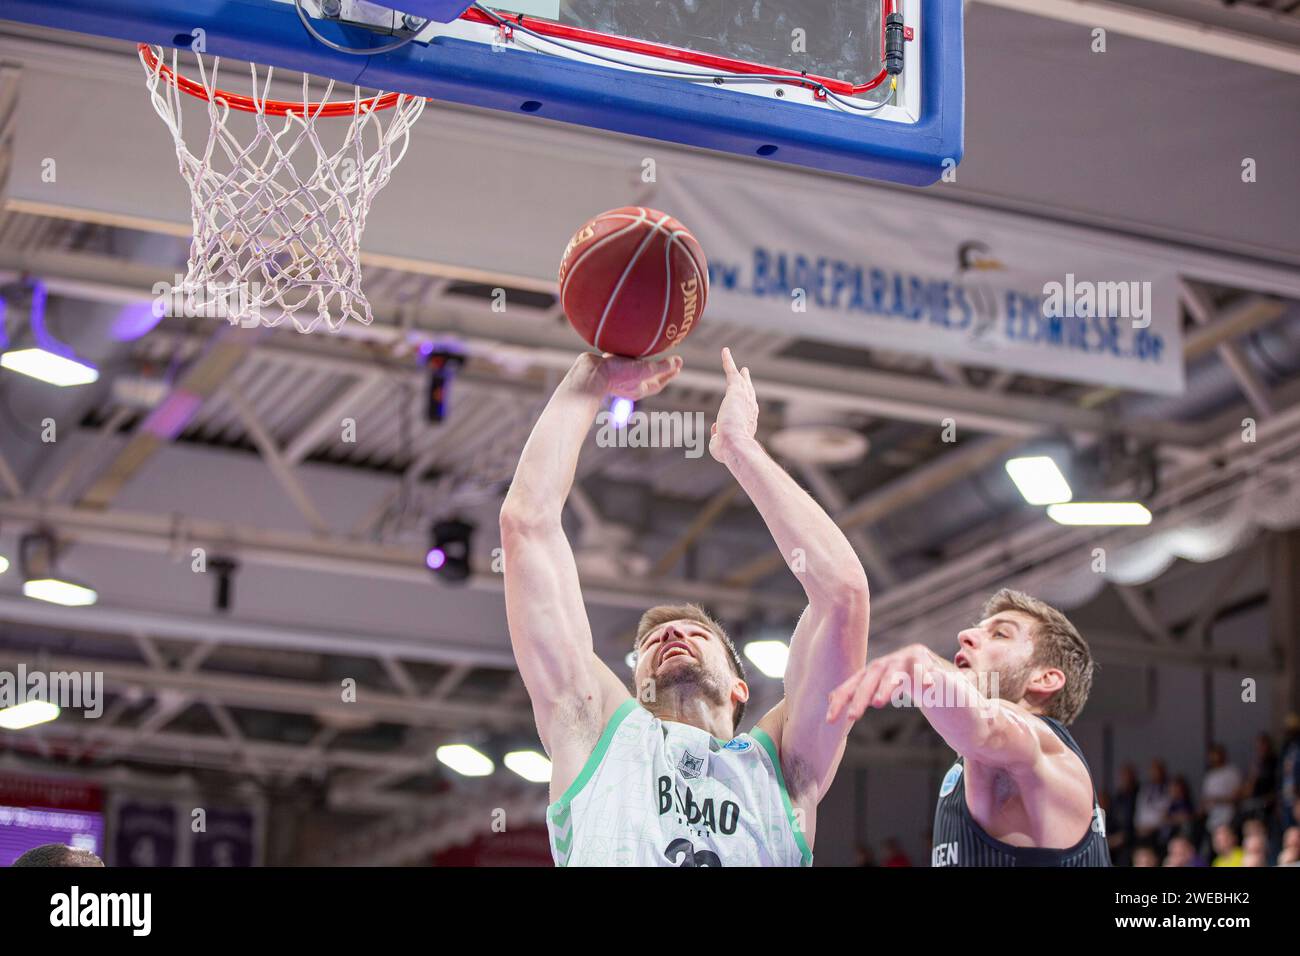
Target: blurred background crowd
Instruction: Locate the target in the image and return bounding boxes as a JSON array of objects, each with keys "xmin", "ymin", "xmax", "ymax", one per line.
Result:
[{"xmin": 853, "ymin": 714, "xmax": 1300, "ymax": 868}]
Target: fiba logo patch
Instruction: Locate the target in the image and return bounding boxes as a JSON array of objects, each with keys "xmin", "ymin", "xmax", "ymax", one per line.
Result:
[
  {"xmin": 939, "ymin": 762, "xmax": 963, "ymax": 798},
  {"xmin": 677, "ymin": 751, "xmax": 705, "ymax": 779}
]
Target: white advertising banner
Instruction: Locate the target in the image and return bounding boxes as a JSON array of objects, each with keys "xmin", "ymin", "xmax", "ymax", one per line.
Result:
[{"xmin": 656, "ymin": 175, "xmax": 1186, "ymax": 395}]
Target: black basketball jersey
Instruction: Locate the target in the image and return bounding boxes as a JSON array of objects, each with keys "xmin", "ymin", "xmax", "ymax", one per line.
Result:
[{"xmin": 930, "ymin": 716, "xmax": 1111, "ymax": 867}]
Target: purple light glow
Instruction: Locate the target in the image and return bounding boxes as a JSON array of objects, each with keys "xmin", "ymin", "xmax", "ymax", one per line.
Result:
[
  {"xmin": 27, "ymin": 281, "xmax": 68, "ymax": 357},
  {"xmin": 111, "ymin": 302, "xmax": 166, "ymax": 342},
  {"xmin": 142, "ymin": 390, "xmax": 203, "ymax": 440},
  {"xmin": 425, "ymin": 548, "xmax": 446, "ymax": 571},
  {"xmin": 611, "ymin": 398, "xmax": 634, "ymax": 428}
]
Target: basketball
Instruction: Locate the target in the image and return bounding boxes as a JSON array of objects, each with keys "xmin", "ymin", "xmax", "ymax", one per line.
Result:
[{"xmin": 558, "ymin": 206, "xmax": 708, "ymax": 358}]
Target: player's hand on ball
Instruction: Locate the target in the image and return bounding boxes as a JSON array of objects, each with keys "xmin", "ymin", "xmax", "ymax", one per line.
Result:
[
  {"xmin": 710, "ymin": 347, "xmax": 758, "ymax": 463},
  {"xmin": 595, "ymin": 353, "xmax": 683, "ymax": 400}
]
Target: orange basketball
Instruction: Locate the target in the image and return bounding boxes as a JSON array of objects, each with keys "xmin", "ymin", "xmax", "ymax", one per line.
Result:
[{"xmin": 558, "ymin": 206, "xmax": 708, "ymax": 358}]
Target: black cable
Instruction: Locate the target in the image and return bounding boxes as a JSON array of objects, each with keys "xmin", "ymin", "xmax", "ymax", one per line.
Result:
[{"xmin": 293, "ymin": 0, "xmax": 420, "ymax": 56}]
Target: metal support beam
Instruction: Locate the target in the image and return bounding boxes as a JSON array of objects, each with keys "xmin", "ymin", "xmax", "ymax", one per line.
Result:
[
  {"xmin": 225, "ymin": 389, "xmax": 331, "ymax": 535},
  {"xmin": 650, "ymin": 483, "xmax": 742, "ymax": 578},
  {"xmin": 0, "ymin": 446, "xmax": 22, "ymax": 498},
  {"xmin": 1181, "ymin": 283, "xmax": 1275, "ymax": 419},
  {"xmin": 282, "ymin": 373, "xmax": 387, "ymax": 465},
  {"xmin": 0, "ymin": 499, "xmax": 808, "ymax": 614},
  {"xmin": 76, "ymin": 327, "xmax": 258, "ymax": 509},
  {"xmin": 1269, "ymin": 530, "xmax": 1300, "ymax": 730},
  {"xmin": 725, "ymin": 435, "xmax": 1024, "ymax": 588},
  {"xmin": 1112, "ymin": 584, "xmax": 1173, "ymax": 645},
  {"xmin": 0, "ymin": 651, "xmax": 532, "ymax": 731},
  {"xmin": 797, "ymin": 463, "xmax": 900, "ymax": 589}
]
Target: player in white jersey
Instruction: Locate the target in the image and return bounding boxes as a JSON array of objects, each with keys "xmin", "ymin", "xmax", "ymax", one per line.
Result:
[{"xmin": 500, "ymin": 348, "xmax": 871, "ymax": 866}]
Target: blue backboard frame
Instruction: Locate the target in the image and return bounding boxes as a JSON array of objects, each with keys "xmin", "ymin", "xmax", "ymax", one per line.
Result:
[{"xmin": 1, "ymin": 0, "xmax": 964, "ymax": 186}]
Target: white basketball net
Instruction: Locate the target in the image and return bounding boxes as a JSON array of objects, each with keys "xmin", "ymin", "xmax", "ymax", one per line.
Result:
[{"xmin": 140, "ymin": 46, "xmax": 426, "ymax": 333}]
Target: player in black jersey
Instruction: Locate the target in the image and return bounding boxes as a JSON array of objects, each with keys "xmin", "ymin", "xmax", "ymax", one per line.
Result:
[{"xmin": 827, "ymin": 588, "xmax": 1110, "ymax": 866}]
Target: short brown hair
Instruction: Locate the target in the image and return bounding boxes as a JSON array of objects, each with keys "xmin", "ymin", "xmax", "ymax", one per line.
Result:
[
  {"xmin": 634, "ymin": 603, "xmax": 747, "ymax": 732},
  {"xmin": 11, "ymin": 844, "xmax": 104, "ymax": 867},
  {"xmin": 981, "ymin": 589, "xmax": 1094, "ymax": 725}
]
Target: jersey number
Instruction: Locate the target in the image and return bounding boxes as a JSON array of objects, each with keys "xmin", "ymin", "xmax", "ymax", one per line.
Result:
[{"xmin": 663, "ymin": 838, "xmax": 722, "ymax": 867}]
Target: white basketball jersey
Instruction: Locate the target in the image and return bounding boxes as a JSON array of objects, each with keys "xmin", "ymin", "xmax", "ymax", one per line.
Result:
[{"xmin": 546, "ymin": 699, "xmax": 811, "ymax": 867}]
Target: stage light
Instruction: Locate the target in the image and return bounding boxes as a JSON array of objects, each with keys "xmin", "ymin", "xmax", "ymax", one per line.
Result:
[
  {"xmin": 23, "ymin": 578, "xmax": 98, "ymax": 607},
  {"xmin": 743, "ymin": 640, "xmax": 790, "ymax": 679},
  {"xmin": 209, "ymin": 557, "xmax": 239, "ymax": 613},
  {"xmin": 0, "ymin": 282, "xmax": 98, "ymax": 386},
  {"xmin": 428, "ymin": 518, "xmax": 475, "ymax": 583},
  {"xmin": 610, "ymin": 397, "xmax": 634, "ymax": 428},
  {"xmin": 425, "ymin": 349, "xmax": 466, "ymax": 424},
  {"xmin": 1047, "ymin": 502, "xmax": 1153, "ymax": 526},
  {"xmin": 436, "ymin": 744, "xmax": 494, "ymax": 777},
  {"xmin": 0, "ymin": 700, "xmax": 60, "ymax": 730},
  {"xmin": 0, "ymin": 554, "xmax": 9, "ymax": 575},
  {"xmin": 1, "ymin": 348, "xmax": 99, "ymax": 387},
  {"xmin": 19, "ymin": 531, "xmax": 97, "ymax": 606},
  {"xmin": 1006, "ymin": 456, "xmax": 1073, "ymax": 506},
  {"xmin": 505, "ymin": 750, "xmax": 552, "ymax": 783}
]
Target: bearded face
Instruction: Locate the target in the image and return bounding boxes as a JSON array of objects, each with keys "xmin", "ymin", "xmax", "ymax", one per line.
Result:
[
  {"xmin": 953, "ymin": 610, "xmax": 1040, "ymax": 704},
  {"xmin": 633, "ymin": 619, "xmax": 738, "ymax": 713}
]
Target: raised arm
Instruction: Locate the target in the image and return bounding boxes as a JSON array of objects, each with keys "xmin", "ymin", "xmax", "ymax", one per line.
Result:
[
  {"xmin": 709, "ymin": 349, "xmax": 870, "ymax": 804},
  {"xmin": 827, "ymin": 644, "xmax": 1096, "ymax": 846},
  {"xmin": 500, "ymin": 352, "xmax": 681, "ymax": 770},
  {"xmin": 826, "ymin": 644, "xmax": 1052, "ymax": 770}
]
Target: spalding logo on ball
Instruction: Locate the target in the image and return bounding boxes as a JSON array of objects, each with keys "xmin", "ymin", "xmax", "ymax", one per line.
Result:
[{"xmin": 559, "ymin": 206, "xmax": 708, "ymax": 358}]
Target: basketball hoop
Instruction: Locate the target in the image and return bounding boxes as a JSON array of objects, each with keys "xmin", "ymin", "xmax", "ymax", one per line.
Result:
[{"xmin": 139, "ymin": 43, "xmax": 427, "ymax": 333}]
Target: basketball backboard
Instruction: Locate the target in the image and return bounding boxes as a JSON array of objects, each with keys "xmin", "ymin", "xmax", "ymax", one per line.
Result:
[{"xmin": 2, "ymin": 0, "xmax": 963, "ymax": 185}]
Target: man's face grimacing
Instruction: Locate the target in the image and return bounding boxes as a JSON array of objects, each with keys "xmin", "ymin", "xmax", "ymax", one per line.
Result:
[
  {"xmin": 954, "ymin": 610, "xmax": 1066, "ymax": 708},
  {"xmin": 634, "ymin": 619, "xmax": 747, "ymax": 717}
]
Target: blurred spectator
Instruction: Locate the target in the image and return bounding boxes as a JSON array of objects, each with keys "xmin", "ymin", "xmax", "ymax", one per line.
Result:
[
  {"xmin": 1211, "ymin": 824, "xmax": 1243, "ymax": 867},
  {"xmin": 1164, "ymin": 834, "xmax": 1205, "ymax": 867},
  {"xmin": 1161, "ymin": 776, "xmax": 1196, "ymax": 846},
  {"xmin": 1201, "ymin": 744, "xmax": 1243, "ymax": 833},
  {"xmin": 881, "ymin": 838, "xmax": 912, "ymax": 867},
  {"xmin": 855, "ymin": 844, "xmax": 878, "ymax": 867},
  {"xmin": 1135, "ymin": 759, "xmax": 1171, "ymax": 845},
  {"xmin": 1241, "ymin": 732, "xmax": 1277, "ymax": 821},
  {"xmin": 1281, "ymin": 714, "xmax": 1300, "ymax": 830},
  {"xmin": 1107, "ymin": 763, "xmax": 1139, "ymax": 866},
  {"xmin": 1241, "ymin": 831, "xmax": 1268, "ymax": 867},
  {"xmin": 1278, "ymin": 826, "xmax": 1300, "ymax": 867},
  {"xmin": 1242, "ymin": 817, "xmax": 1267, "ymax": 841},
  {"xmin": 1132, "ymin": 844, "xmax": 1159, "ymax": 867}
]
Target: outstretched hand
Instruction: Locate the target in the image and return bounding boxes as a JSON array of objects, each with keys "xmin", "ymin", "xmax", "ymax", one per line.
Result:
[
  {"xmin": 825, "ymin": 644, "xmax": 944, "ymax": 724},
  {"xmin": 710, "ymin": 347, "xmax": 759, "ymax": 463}
]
